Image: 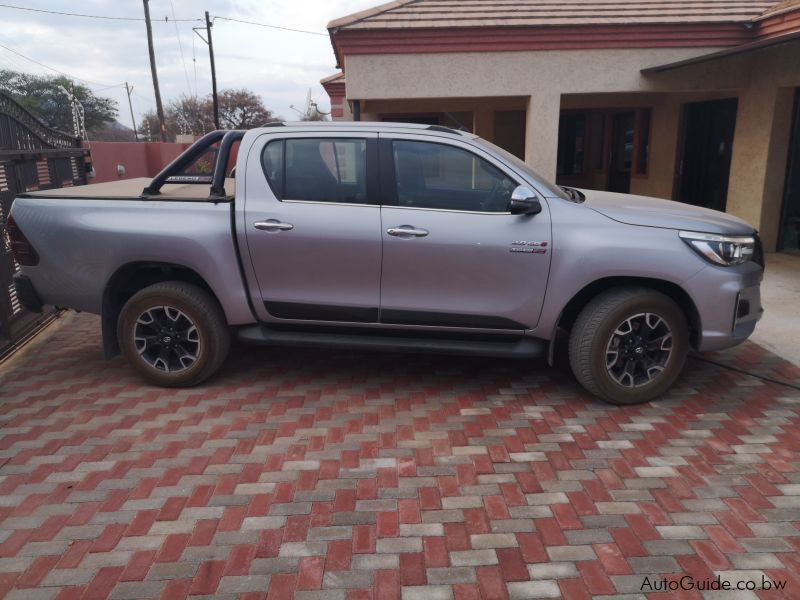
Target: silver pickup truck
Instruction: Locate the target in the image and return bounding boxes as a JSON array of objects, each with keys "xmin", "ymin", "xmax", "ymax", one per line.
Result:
[{"xmin": 7, "ymin": 122, "xmax": 763, "ymax": 404}]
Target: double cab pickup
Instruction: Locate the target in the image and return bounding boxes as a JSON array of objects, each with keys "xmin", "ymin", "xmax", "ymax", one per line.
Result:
[{"xmin": 7, "ymin": 122, "xmax": 764, "ymax": 404}]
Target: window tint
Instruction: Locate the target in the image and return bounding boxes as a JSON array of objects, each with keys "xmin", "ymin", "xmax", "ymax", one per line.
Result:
[
  {"xmin": 392, "ymin": 140, "xmax": 516, "ymax": 212},
  {"xmin": 261, "ymin": 138, "xmax": 367, "ymax": 204},
  {"xmin": 262, "ymin": 140, "xmax": 283, "ymax": 197}
]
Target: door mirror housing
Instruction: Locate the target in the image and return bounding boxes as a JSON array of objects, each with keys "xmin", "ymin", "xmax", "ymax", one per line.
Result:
[{"xmin": 509, "ymin": 185, "xmax": 542, "ymax": 215}]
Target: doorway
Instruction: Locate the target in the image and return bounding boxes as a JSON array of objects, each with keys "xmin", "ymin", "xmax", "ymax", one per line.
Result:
[
  {"xmin": 779, "ymin": 88, "xmax": 800, "ymax": 252},
  {"xmin": 608, "ymin": 111, "xmax": 635, "ymax": 193},
  {"xmin": 676, "ymin": 98, "xmax": 738, "ymax": 211}
]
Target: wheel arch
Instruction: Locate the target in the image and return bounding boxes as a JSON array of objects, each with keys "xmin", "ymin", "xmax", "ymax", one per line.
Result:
[
  {"xmin": 101, "ymin": 262, "xmax": 221, "ymax": 358},
  {"xmin": 549, "ymin": 276, "xmax": 701, "ymax": 364}
]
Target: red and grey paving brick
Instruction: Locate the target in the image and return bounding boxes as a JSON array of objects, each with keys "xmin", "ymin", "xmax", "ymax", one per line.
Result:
[{"xmin": 0, "ymin": 313, "xmax": 798, "ymax": 598}]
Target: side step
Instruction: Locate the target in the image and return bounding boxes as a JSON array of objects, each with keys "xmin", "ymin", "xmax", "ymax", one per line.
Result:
[{"xmin": 237, "ymin": 326, "xmax": 546, "ymax": 359}]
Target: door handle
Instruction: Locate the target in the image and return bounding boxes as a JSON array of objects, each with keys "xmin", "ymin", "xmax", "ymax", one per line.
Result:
[
  {"xmin": 254, "ymin": 220, "xmax": 294, "ymax": 232},
  {"xmin": 387, "ymin": 226, "xmax": 429, "ymax": 238}
]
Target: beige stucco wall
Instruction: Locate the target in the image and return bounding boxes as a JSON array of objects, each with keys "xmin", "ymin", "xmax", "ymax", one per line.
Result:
[
  {"xmin": 345, "ymin": 47, "xmax": 740, "ymax": 176},
  {"xmin": 725, "ymin": 43, "xmax": 800, "ymax": 250},
  {"xmin": 342, "ymin": 41, "xmax": 800, "ymax": 249}
]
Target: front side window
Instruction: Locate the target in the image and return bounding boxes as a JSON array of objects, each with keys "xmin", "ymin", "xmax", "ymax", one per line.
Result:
[
  {"xmin": 392, "ymin": 140, "xmax": 516, "ymax": 212},
  {"xmin": 261, "ymin": 138, "xmax": 367, "ymax": 203}
]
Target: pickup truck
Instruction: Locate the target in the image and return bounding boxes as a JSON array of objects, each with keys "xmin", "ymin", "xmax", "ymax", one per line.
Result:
[{"xmin": 7, "ymin": 122, "xmax": 763, "ymax": 404}]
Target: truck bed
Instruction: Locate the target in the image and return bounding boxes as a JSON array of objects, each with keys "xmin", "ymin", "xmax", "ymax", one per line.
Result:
[{"xmin": 19, "ymin": 177, "xmax": 235, "ymax": 201}]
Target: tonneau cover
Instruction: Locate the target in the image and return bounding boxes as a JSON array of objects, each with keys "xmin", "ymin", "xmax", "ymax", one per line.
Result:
[{"xmin": 20, "ymin": 177, "xmax": 234, "ymax": 201}]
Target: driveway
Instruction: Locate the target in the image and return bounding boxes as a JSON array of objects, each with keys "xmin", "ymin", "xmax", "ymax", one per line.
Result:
[{"xmin": 0, "ymin": 312, "xmax": 799, "ymax": 599}]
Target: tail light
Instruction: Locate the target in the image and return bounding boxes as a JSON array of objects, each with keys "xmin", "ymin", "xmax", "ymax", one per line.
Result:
[{"xmin": 5, "ymin": 214, "xmax": 39, "ymax": 266}]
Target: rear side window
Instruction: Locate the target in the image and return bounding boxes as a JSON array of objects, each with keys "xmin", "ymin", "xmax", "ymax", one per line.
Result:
[
  {"xmin": 392, "ymin": 140, "xmax": 516, "ymax": 212},
  {"xmin": 261, "ymin": 138, "xmax": 367, "ymax": 204}
]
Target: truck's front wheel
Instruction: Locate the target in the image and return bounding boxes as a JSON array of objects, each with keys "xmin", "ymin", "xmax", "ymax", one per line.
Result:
[
  {"xmin": 118, "ymin": 282, "xmax": 230, "ymax": 387},
  {"xmin": 568, "ymin": 287, "xmax": 688, "ymax": 405}
]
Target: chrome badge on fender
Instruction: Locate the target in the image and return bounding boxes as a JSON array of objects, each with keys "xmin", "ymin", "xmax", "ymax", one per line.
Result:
[{"xmin": 510, "ymin": 241, "xmax": 548, "ymax": 254}]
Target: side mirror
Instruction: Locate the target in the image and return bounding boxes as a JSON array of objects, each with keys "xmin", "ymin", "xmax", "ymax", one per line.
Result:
[{"xmin": 509, "ymin": 185, "xmax": 542, "ymax": 215}]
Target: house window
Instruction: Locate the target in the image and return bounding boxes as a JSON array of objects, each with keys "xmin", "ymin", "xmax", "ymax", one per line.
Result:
[{"xmin": 557, "ymin": 113, "xmax": 586, "ymax": 176}]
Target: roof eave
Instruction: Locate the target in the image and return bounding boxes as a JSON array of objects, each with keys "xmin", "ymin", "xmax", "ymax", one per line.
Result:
[{"xmin": 641, "ymin": 28, "xmax": 800, "ymax": 73}]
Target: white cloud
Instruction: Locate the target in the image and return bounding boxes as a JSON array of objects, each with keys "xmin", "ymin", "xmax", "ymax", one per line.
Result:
[{"xmin": 0, "ymin": 0, "xmax": 377, "ymax": 128}]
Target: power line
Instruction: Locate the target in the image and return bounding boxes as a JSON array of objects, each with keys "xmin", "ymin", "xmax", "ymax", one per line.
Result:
[
  {"xmin": 214, "ymin": 16, "xmax": 327, "ymax": 36},
  {"xmin": 169, "ymin": 0, "xmax": 192, "ymax": 95},
  {"xmin": 0, "ymin": 39, "xmax": 122, "ymax": 88},
  {"xmin": 191, "ymin": 31, "xmax": 198, "ymax": 97},
  {"xmin": 0, "ymin": 3, "xmax": 329, "ymax": 35},
  {"xmin": 0, "ymin": 2, "xmax": 200, "ymax": 22}
]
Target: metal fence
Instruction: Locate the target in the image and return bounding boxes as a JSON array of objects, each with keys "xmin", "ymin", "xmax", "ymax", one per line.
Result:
[{"xmin": 0, "ymin": 92, "xmax": 89, "ymax": 357}]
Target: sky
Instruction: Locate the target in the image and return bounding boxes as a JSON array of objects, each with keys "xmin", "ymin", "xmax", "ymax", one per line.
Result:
[{"xmin": 0, "ymin": 0, "xmax": 379, "ymax": 129}]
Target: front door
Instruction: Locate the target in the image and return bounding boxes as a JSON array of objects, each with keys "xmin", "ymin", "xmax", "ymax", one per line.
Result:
[
  {"xmin": 378, "ymin": 135, "xmax": 552, "ymax": 331},
  {"xmin": 608, "ymin": 111, "xmax": 635, "ymax": 193},
  {"xmin": 676, "ymin": 98, "xmax": 738, "ymax": 211},
  {"xmin": 243, "ymin": 132, "xmax": 382, "ymax": 323}
]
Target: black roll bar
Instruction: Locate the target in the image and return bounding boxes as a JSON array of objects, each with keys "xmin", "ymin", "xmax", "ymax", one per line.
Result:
[
  {"xmin": 141, "ymin": 130, "xmax": 226, "ymax": 196},
  {"xmin": 210, "ymin": 130, "xmax": 245, "ymax": 198}
]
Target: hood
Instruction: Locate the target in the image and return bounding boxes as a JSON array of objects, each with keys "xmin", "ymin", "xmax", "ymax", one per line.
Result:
[{"xmin": 578, "ymin": 189, "xmax": 755, "ymax": 235}]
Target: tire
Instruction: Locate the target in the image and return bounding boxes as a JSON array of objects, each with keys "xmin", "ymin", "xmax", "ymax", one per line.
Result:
[
  {"xmin": 568, "ymin": 287, "xmax": 688, "ymax": 405},
  {"xmin": 117, "ymin": 282, "xmax": 230, "ymax": 387}
]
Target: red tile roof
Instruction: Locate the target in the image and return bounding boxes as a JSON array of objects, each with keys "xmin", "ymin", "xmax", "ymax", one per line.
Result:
[{"xmin": 329, "ymin": 0, "xmax": 787, "ymax": 30}]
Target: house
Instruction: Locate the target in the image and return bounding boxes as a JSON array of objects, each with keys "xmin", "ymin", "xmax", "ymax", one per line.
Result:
[{"xmin": 322, "ymin": 0, "xmax": 800, "ymax": 252}]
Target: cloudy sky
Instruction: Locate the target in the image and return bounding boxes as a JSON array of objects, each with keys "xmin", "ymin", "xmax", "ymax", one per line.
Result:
[{"xmin": 0, "ymin": 0, "xmax": 378, "ymax": 128}]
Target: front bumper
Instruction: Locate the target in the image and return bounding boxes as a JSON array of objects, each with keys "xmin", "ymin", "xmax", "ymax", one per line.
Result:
[
  {"xmin": 12, "ymin": 273, "xmax": 44, "ymax": 313},
  {"xmin": 685, "ymin": 262, "xmax": 764, "ymax": 352}
]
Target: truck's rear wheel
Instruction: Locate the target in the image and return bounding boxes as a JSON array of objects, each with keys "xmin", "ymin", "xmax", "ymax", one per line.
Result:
[
  {"xmin": 568, "ymin": 287, "xmax": 688, "ymax": 405},
  {"xmin": 118, "ymin": 282, "xmax": 230, "ymax": 387}
]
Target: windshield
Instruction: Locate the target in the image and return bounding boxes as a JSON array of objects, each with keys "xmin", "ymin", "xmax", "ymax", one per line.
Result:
[{"xmin": 474, "ymin": 138, "xmax": 570, "ymax": 201}]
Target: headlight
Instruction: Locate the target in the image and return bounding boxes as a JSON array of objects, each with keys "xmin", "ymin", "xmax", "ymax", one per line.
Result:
[{"xmin": 679, "ymin": 231, "xmax": 756, "ymax": 266}]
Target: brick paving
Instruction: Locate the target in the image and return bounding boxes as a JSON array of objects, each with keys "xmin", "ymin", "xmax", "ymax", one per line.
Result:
[{"xmin": 0, "ymin": 311, "xmax": 799, "ymax": 599}]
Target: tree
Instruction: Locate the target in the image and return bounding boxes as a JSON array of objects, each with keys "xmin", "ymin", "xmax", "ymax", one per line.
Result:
[
  {"xmin": 140, "ymin": 88, "xmax": 280, "ymax": 140},
  {"xmin": 140, "ymin": 95, "xmax": 211, "ymax": 141},
  {"xmin": 218, "ymin": 88, "xmax": 279, "ymax": 129},
  {"xmin": 168, "ymin": 94, "xmax": 215, "ymax": 136},
  {"xmin": 0, "ymin": 69, "xmax": 117, "ymax": 137}
]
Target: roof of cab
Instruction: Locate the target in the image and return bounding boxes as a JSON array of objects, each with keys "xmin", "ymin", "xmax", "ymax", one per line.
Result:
[{"xmin": 257, "ymin": 121, "xmax": 475, "ymax": 138}]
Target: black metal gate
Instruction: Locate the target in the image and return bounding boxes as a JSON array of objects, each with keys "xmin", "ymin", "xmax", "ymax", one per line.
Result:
[{"xmin": 0, "ymin": 91, "xmax": 90, "ymax": 357}]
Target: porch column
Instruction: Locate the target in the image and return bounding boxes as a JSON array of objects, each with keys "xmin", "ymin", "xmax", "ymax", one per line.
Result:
[
  {"xmin": 472, "ymin": 108, "xmax": 494, "ymax": 141},
  {"xmin": 524, "ymin": 93, "xmax": 560, "ymax": 182},
  {"xmin": 727, "ymin": 86, "xmax": 795, "ymax": 251}
]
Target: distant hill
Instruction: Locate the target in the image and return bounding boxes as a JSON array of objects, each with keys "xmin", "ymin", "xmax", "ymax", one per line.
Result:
[{"xmin": 92, "ymin": 120, "xmax": 137, "ymax": 141}]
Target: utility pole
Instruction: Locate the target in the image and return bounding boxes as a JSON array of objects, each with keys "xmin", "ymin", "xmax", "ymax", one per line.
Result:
[
  {"xmin": 205, "ymin": 11, "xmax": 220, "ymax": 129},
  {"xmin": 143, "ymin": 0, "xmax": 167, "ymax": 141},
  {"xmin": 124, "ymin": 82, "xmax": 139, "ymax": 141}
]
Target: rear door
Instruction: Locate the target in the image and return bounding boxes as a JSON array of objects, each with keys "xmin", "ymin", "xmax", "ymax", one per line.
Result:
[
  {"xmin": 378, "ymin": 134, "xmax": 552, "ymax": 331},
  {"xmin": 243, "ymin": 131, "xmax": 382, "ymax": 323}
]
